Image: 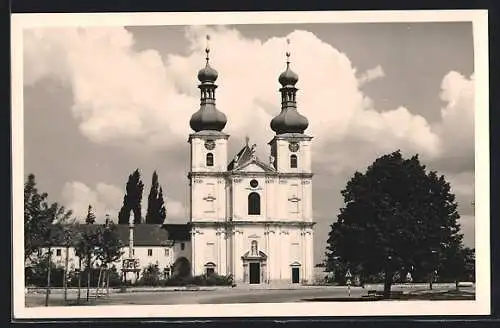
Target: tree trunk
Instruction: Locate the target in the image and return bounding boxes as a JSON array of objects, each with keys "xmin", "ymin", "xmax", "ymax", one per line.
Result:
[
  {"xmin": 106, "ymin": 269, "xmax": 110, "ymax": 296},
  {"xmin": 77, "ymin": 258, "xmax": 82, "ymax": 304},
  {"xmin": 383, "ymin": 269, "xmax": 392, "ymax": 298},
  {"xmin": 63, "ymin": 246, "xmax": 69, "ymax": 304},
  {"xmin": 86, "ymin": 257, "xmax": 91, "ymax": 302},
  {"xmin": 44, "ymin": 249, "xmax": 52, "ymax": 307},
  {"xmin": 96, "ymin": 267, "xmax": 103, "ymax": 297}
]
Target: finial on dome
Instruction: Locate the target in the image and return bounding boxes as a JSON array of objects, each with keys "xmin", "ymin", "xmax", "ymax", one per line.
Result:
[
  {"xmin": 286, "ymin": 38, "xmax": 291, "ymax": 66},
  {"xmin": 279, "ymin": 38, "xmax": 299, "ymax": 86},
  {"xmin": 205, "ymin": 34, "xmax": 211, "ymax": 63},
  {"xmin": 197, "ymin": 34, "xmax": 218, "ymax": 83}
]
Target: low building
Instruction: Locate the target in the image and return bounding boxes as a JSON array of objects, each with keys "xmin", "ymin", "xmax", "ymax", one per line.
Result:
[{"xmin": 31, "ymin": 223, "xmax": 191, "ymax": 281}]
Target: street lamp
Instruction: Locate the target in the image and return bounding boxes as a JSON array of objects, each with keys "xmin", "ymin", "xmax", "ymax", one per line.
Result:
[
  {"xmin": 429, "ymin": 250, "xmax": 438, "ymax": 290},
  {"xmin": 384, "ymin": 255, "xmax": 393, "ymax": 298}
]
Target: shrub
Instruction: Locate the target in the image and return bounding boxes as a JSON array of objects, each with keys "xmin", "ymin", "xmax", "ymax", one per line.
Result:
[
  {"xmin": 25, "ymin": 258, "xmax": 65, "ymax": 287},
  {"xmin": 137, "ymin": 264, "xmax": 162, "ymax": 286},
  {"xmin": 67, "ymin": 266, "xmax": 121, "ymax": 288},
  {"xmin": 160, "ymin": 273, "xmax": 233, "ymax": 287}
]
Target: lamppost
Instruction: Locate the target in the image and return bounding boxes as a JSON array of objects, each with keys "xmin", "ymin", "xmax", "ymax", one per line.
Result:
[
  {"xmin": 345, "ymin": 267, "xmax": 352, "ymax": 296},
  {"xmin": 383, "ymin": 255, "xmax": 393, "ymax": 298},
  {"xmin": 429, "ymin": 250, "xmax": 438, "ymax": 290}
]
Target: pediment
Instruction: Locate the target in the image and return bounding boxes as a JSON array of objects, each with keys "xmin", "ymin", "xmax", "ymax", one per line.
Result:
[
  {"xmin": 234, "ymin": 158, "xmax": 276, "ymax": 173},
  {"xmin": 241, "ymin": 250, "xmax": 268, "ymax": 260}
]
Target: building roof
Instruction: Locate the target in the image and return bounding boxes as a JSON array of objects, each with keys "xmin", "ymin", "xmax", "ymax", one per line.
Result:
[
  {"xmin": 227, "ymin": 143, "xmax": 252, "ymax": 171},
  {"xmin": 44, "ymin": 223, "xmax": 191, "ymax": 247},
  {"xmin": 228, "ymin": 142, "xmax": 276, "ymax": 173}
]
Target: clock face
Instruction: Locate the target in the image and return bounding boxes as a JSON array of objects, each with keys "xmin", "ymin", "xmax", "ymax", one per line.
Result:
[
  {"xmin": 289, "ymin": 142, "xmax": 299, "ymax": 152},
  {"xmin": 205, "ymin": 140, "xmax": 216, "ymax": 150}
]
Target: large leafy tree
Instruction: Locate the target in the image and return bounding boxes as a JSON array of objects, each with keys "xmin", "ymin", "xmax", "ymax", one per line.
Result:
[
  {"xmin": 326, "ymin": 151, "xmax": 464, "ymax": 295},
  {"xmin": 24, "ymin": 173, "xmax": 74, "ymax": 306},
  {"xmin": 118, "ymin": 169, "xmax": 144, "ymax": 225},
  {"xmin": 24, "ymin": 174, "xmax": 73, "ymax": 262},
  {"xmin": 145, "ymin": 171, "xmax": 167, "ymax": 224}
]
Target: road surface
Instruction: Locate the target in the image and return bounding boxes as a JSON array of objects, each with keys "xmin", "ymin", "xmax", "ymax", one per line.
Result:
[{"xmin": 25, "ymin": 284, "xmax": 473, "ymax": 307}]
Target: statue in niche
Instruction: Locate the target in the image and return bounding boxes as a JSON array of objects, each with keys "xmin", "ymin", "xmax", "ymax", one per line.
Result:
[{"xmin": 251, "ymin": 240, "xmax": 258, "ymax": 256}]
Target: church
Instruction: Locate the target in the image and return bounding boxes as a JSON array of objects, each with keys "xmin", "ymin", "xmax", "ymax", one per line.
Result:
[
  {"xmin": 187, "ymin": 41, "xmax": 315, "ymax": 285},
  {"xmin": 30, "ymin": 39, "xmax": 316, "ymax": 287}
]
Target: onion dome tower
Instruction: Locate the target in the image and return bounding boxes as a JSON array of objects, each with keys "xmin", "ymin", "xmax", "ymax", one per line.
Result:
[
  {"xmin": 270, "ymin": 40, "xmax": 309, "ymax": 135},
  {"xmin": 189, "ymin": 35, "xmax": 227, "ymax": 132}
]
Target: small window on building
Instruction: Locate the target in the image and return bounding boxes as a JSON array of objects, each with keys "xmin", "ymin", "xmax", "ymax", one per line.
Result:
[
  {"xmin": 181, "ymin": 243, "xmax": 185, "ymax": 251},
  {"xmin": 290, "ymin": 154, "xmax": 298, "ymax": 168},
  {"xmin": 132, "ymin": 249, "xmax": 135, "ymax": 256},
  {"xmin": 148, "ymin": 249, "xmax": 153, "ymax": 256},
  {"xmin": 56, "ymin": 249, "xmax": 61, "ymax": 257},
  {"xmin": 206, "ymin": 153, "xmax": 214, "ymax": 167},
  {"xmin": 164, "ymin": 248, "xmax": 170, "ymax": 256}
]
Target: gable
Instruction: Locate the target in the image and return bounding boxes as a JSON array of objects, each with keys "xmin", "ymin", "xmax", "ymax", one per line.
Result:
[
  {"xmin": 238, "ymin": 163, "xmax": 267, "ymax": 172},
  {"xmin": 233, "ymin": 158, "xmax": 276, "ymax": 173}
]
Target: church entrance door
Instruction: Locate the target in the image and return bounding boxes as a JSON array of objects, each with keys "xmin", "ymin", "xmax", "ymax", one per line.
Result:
[
  {"xmin": 249, "ymin": 262, "xmax": 260, "ymax": 284},
  {"xmin": 292, "ymin": 267, "xmax": 300, "ymax": 284}
]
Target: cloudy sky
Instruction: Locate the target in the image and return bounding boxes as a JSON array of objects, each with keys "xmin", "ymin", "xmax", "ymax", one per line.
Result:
[{"xmin": 23, "ymin": 22, "xmax": 475, "ymax": 263}]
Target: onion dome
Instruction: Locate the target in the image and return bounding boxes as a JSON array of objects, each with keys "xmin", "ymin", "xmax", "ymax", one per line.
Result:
[
  {"xmin": 189, "ymin": 35, "xmax": 227, "ymax": 132},
  {"xmin": 270, "ymin": 108, "xmax": 309, "ymax": 134},
  {"xmin": 197, "ymin": 49, "xmax": 218, "ymax": 83},
  {"xmin": 278, "ymin": 61, "xmax": 299, "ymax": 86},
  {"xmin": 270, "ymin": 40, "xmax": 309, "ymax": 135},
  {"xmin": 189, "ymin": 104, "xmax": 227, "ymax": 132}
]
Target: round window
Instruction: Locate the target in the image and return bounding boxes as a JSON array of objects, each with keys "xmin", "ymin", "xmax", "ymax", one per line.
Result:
[{"xmin": 250, "ymin": 179, "xmax": 259, "ymax": 188}]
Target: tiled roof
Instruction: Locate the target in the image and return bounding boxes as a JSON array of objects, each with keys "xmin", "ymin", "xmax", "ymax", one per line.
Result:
[
  {"xmin": 115, "ymin": 224, "xmax": 172, "ymax": 247},
  {"xmin": 44, "ymin": 223, "xmax": 191, "ymax": 247},
  {"xmin": 163, "ymin": 223, "xmax": 191, "ymax": 242}
]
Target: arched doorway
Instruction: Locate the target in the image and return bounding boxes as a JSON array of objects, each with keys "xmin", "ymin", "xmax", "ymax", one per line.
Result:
[
  {"xmin": 204, "ymin": 262, "xmax": 216, "ymax": 276},
  {"xmin": 241, "ymin": 241, "xmax": 267, "ymax": 284},
  {"xmin": 172, "ymin": 257, "xmax": 192, "ymax": 278}
]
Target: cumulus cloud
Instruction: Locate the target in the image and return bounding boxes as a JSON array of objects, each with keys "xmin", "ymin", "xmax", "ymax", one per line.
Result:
[
  {"xmin": 432, "ymin": 71, "xmax": 475, "ymax": 172},
  {"xmin": 357, "ymin": 65, "xmax": 385, "ymax": 86},
  {"xmin": 25, "ymin": 25, "xmax": 475, "ymax": 251},
  {"xmin": 61, "ymin": 181, "xmax": 123, "ymax": 223},
  {"xmin": 62, "ymin": 181, "xmax": 188, "ymax": 223},
  {"xmin": 23, "ymin": 27, "xmax": 443, "ymax": 159}
]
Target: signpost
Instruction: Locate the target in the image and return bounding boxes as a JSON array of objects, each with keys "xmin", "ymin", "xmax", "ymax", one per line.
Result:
[{"xmin": 345, "ymin": 269, "xmax": 352, "ymax": 296}]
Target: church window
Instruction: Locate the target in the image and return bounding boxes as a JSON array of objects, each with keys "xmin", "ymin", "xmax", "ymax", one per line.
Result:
[
  {"xmin": 164, "ymin": 248, "xmax": 170, "ymax": 256},
  {"xmin": 148, "ymin": 249, "xmax": 153, "ymax": 257},
  {"xmin": 290, "ymin": 154, "xmax": 298, "ymax": 168},
  {"xmin": 181, "ymin": 243, "xmax": 185, "ymax": 251},
  {"xmin": 250, "ymin": 179, "xmax": 259, "ymax": 188},
  {"xmin": 206, "ymin": 153, "xmax": 214, "ymax": 167},
  {"xmin": 248, "ymin": 192, "xmax": 261, "ymax": 215},
  {"xmin": 56, "ymin": 249, "xmax": 61, "ymax": 257}
]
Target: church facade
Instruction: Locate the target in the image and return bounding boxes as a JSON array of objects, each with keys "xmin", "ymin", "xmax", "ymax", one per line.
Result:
[{"xmin": 188, "ymin": 43, "xmax": 315, "ymax": 285}]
